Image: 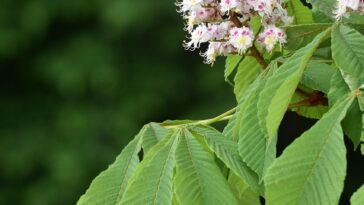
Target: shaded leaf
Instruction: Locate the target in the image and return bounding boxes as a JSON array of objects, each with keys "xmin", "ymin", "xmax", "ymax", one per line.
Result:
[
  {"xmin": 290, "ymin": 92, "xmax": 329, "ymax": 119},
  {"xmin": 285, "ymin": 24, "xmax": 332, "ymax": 50},
  {"xmin": 228, "ymin": 172, "xmax": 261, "ymax": 205},
  {"xmin": 301, "ymin": 61, "xmax": 335, "ymax": 94}
]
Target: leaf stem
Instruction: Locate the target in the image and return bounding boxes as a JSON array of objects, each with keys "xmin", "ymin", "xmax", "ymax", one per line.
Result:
[{"xmin": 162, "ymin": 108, "xmax": 236, "ymax": 129}]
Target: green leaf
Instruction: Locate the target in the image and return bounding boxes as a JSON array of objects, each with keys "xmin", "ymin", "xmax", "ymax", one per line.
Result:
[
  {"xmin": 224, "ymin": 75, "xmax": 267, "ymax": 141},
  {"xmin": 307, "ymin": 0, "xmax": 335, "ymax": 17},
  {"xmin": 120, "ymin": 131, "xmax": 179, "ymax": 205},
  {"xmin": 329, "ymin": 70, "xmax": 363, "ymax": 148},
  {"xmin": 174, "ymin": 129, "xmax": 238, "ymax": 205},
  {"xmin": 285, "ymin": 24, "xmax": 332, "ymax": 50},
  {"xmin": 77, "ymin": 129, "xmax": 144, "ymax": 205},
  {"xmin": 233, "ymin": 56, "xmax": 261, "ymax": 101},
  {"xmin": 290, "ymin": 92, "xmax": 329, "ymax": 119},
  {"xmin": 238, "ymin": 69, "xmax": 277, "ymax": 179},
  {"xmin": 351, "ymin": 185, "xmax": 364, "ymax": 205},
  {"xmin": 225, "ymin": 55, "xmax": 243, "ymax": 81},
  {"xmin": 258, "ymin": 27, "xmax": 331, "ymax": 139},
  {"xmin": 301, "ymin": 61, "xmax": 335, "ymax": 94},
  {"xmin": 265, "ymin": 94, "xmax": 354, "ymax": 205},
  {"xmin": 287, "ymin": 0, "xmax": 314, "ymax": 24},
  {"xmin": 332, "ymin": 24, "xmax": 364, "ymax": 90},
  {"xmin": 142, "ymin": 123, "xmax": 169, "ymax": 155},
  {"xmin": 361, "ymin": 144, "xmax": 364, "ymax": 155},
  {"xmin": 191, "ymin": 125, "xmax": 263, "ymax": 195},
  {"xmin": 228, "ymin": 172, "xmax": 261, "ymax": 205}
]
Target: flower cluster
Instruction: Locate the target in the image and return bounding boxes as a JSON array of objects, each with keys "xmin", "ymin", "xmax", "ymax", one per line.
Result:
[
  {"xmin": 176, "ymin": 0, "xmax": 293, "ymax": 64},
  {"xmin": 334, "ymin": 0, "xmax": 364, "ymax": 20}
]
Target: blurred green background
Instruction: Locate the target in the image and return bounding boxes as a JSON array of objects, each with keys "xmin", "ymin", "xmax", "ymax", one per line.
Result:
[
  {"xmin": 0, "ymin": 1, "xmax": 363, "ymax": 204},
  {"xmin": 0, "ymin": 0, "xmax": 235, "ymax": 204}
]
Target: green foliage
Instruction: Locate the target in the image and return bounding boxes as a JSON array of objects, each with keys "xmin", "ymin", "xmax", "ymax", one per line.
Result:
[
  {"xmin": 265, "ymin": 95, "xmax": 353, "ymax": 205},
  {"xmin": 233, "ymin": 57, "xmax": 261, "ymax": 101},
  {"xmin": 258, "ymin": 28, "xmax": 331, "ymax": 139},
  {"xmin": 351, "ymin": 185, "xmax": 364, "ymax": 205},
  {"xmin": 225, "ymin": 55, "xmax": 243, "ymax": 82},
  {"xmin": 285, "ymin": 24, "xmax": 332, "ymax": 50},
  {"xmin": 287, "ymin": 0, "xmax": 314, "ymax": 24},
  {"xmin": 332, "ymin": 25, "xmax": 364, "ymax": 91},
  {"xmin": 79, "ymin": 1, "xmax": 364, "ymax": 205},
  {"xmin": 300, "ymin": 61, "xmax": 335, "ymax": 94},
  {"xmin": 174, "ymin": 129, "xmax": 238, "ymax": 205},
  {"xmin": 121, "ymin": 131, "xmax": 179, "ymax": 205},
  {"xmin": 77, "ymin": 131, "xmax": 142, "ymax": 205}
]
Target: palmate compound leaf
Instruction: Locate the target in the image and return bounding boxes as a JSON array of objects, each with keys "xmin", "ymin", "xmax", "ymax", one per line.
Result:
[
  {"xmin": 120, "ymin": 130, "xmax": 179, "ymax": 205},
  {"xmin": 329, "ymin": 69, "xmax": 363, "ymax": 148},
  {"xmin": 77, "ymin": 127, "xmax": 145, "ymax": 205},
  {"xmin": 257, "ymin": 27, "xmax": 331, "ymax": 140},
  {"xmin": 265, "ymin": 94, "xmax": 354, "ymax": 205},
  {"xmin": 287, "ymin": 0, "xmax": 313, "ymax": 24},
  {"xmin": 233, "ymin": 56, "xmax": 261, "ymax": 101},
  {"xmin": 190, "ymin": 125, "xmax": 263, "ymax": 195},
  {"xmin": 332, "ymin": 24, "xmax": 364, "ymax": 91},
  {"xmin": 351, "ymin": 184, "xmax": 364, "ymax": 205},
  {"xmin": 174, "ymin": 129, "xmax": 238, "ymax": 205}
]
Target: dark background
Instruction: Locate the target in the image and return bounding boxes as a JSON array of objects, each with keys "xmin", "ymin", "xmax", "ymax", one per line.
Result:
[{"xmin": 0, "ymin": 0, "xmax": 362, "ymax": 204}]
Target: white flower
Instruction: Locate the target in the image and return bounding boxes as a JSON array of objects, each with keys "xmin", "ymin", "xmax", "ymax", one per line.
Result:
[
  {"xmin": 220, "ymin": 0, "xmax": 243, "ymax": 13},
  {"xmin": 229, "ymin": 27, "xmax": 254, "ymax": 54},
  {"xmin": 258, "ymin": 25, "xmax": 286, "ymax": 52},
  {"xmin": 176, "ymin": 0, "xmax": 203, "ymax": 13},
  {"xmin": 251, "ymin": 0, "xmax": 275, "ymax": 16},
  {"xmin": 186, "ymin": 7, "xmax": 220, "ymax": 32},
  {"xmin": 201, "ymin": 42, "xmax": 237, "ymax": 64},
  {"xmin": 334, "ymin": 0, "xmax": 360, "ymax": 20},
  {"xmin": 184, "ymin": 24, "xmax": 211, "ymax": 50}
]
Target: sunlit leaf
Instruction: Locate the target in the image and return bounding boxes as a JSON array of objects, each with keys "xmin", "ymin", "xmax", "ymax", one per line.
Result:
[
  {"xmin": 265, "ymin": 95, "xmax": 353, "ymax": 205},
  {"xmin": 174, "ymin": 129, "xmax": 238, "ymax": 205},
  {"xmin": 351, "ymin": 184, "xmax": 364, "ymax": 205},
  {"xmin": 77, "ymin": 129, "xmax": 144, "ymax": 205},
  {"xmin": 120, "ymin": 131, "xmax": 179, "ymax": 205},
  {"xmin": 332, "ymin": 24, "xmax": 364, "ymax": 90},
  {"xmin": 191, "ymin": 125, "xmax": 263, "ymax": 194},
  {"xmin": 287, "ymin": 0, "xmax": 313, "ymax": 24},
  {"xmin": 234, "ymin": 56, "xmax": 261, "ymax": 101},
  {"xmin": 258, "ymin": 27, "xmax": 331, "ymax": 139}
]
